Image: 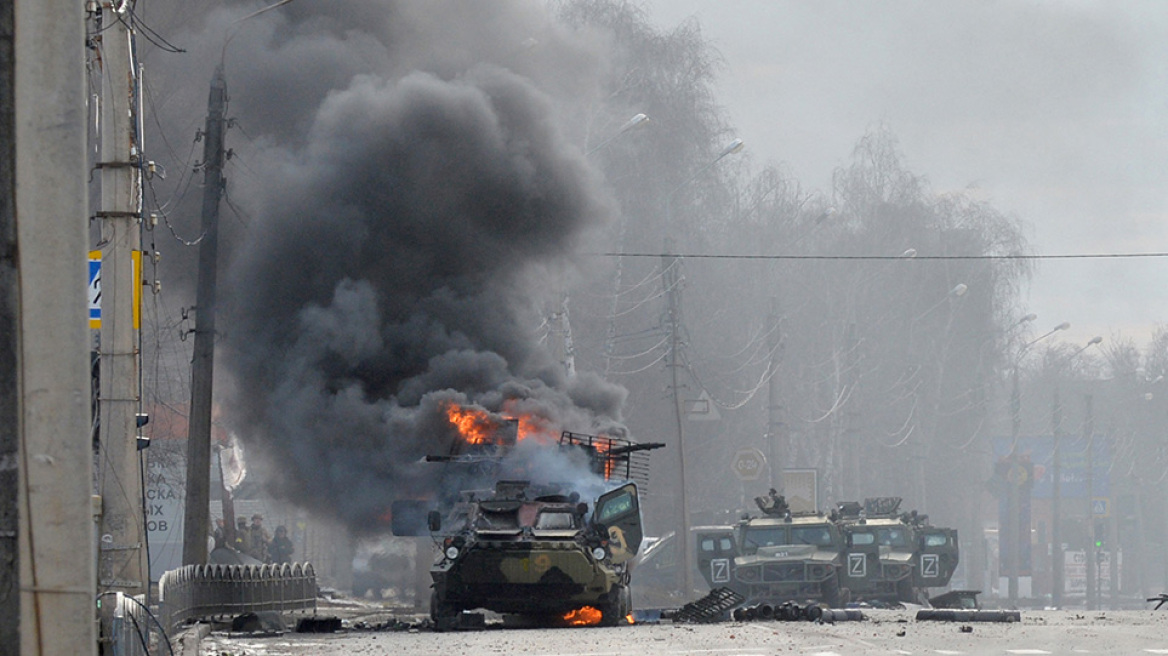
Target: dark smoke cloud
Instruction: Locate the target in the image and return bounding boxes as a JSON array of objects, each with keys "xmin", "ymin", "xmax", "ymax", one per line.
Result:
[{"xmin": 205, "ymin": 3, "xmax": 629, "ymax": 531}]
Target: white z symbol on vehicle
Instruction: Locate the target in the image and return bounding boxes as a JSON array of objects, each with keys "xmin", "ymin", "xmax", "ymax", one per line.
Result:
[
  {"xmin": 711, "ymin": 558, "xmax": 730, "ymax": 583},
  {"xmin": 922, "ymin": 554, "xmax": 940, "ymax": 578},
  {"xmin": 848, "ymin": 553, "xmax": 866, "ymax": 577}
]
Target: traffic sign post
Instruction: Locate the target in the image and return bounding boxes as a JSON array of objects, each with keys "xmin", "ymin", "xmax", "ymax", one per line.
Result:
[
  {"xmin": 1092, "ymin": 497, "xmax": 1109, "ymax": 517},
  {"xmin": 732, "ymin": 447, "xmax": 766, "ymax": 481}
]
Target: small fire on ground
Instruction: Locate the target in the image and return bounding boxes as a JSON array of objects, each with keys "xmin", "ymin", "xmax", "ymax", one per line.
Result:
[{"xmin": 562, "ymin": 606, "xmax": 602, "ymax": 626}]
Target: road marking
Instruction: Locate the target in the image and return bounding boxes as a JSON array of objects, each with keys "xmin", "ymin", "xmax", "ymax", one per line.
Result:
[
  {"xmin": 1006, "ymin": 651, "xmax": 1051, "ymax": 655},
  {"xmin": 935, "ymin": 651, "xmax": 964, "ymax": 655},
  {"xmin": 1143, "ymin": 651, "xmax": 1168, "ymax": 654}
]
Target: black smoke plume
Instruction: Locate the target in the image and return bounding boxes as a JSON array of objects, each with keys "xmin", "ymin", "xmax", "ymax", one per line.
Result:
[{"xmin": 201, "ymin": 3, "xmax": 629, "ymax": 532}]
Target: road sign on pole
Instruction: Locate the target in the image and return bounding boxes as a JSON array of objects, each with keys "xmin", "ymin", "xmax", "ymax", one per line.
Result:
[
  {"xmin": 1092, "ymin": 497, "xmax": 1109, "ymax": 517},
  {"xmin": 731, "ymin": 447, "xmax": 766, "ymax": 481}
]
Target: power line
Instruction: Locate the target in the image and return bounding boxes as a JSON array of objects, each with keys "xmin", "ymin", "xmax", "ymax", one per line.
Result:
[{"xmin": 597, "ymin": 251, "xmax": 1168, "ymax": 261}]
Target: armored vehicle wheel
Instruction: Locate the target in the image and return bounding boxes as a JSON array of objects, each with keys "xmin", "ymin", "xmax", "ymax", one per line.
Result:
[
  {"xmin": 895, "ymin": 577, "xmax": 915, "ymax": 603},
  {"xmin": 430, "ymin": 590, "xmax": 460, "ymax": 631},
  {"xmin": 599, "ymin": 585, "xmax": 632, "ymax": 626},
  {"xmin": 823, "ymin": 574, "xmax": 843, "ymax": 608}
]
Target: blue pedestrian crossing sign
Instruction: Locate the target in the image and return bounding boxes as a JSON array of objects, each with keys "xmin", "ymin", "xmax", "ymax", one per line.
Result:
[
  {"xmin": 88, "ymin": 251, "xmax": 101, "ymax": 329},
  {"xmin": 87, "ymin": 250, "xmax": 142, "ymax": 330},
  {"xmin": 1092, "ymin": 497, "xmax": 1109, "ymax": 517}
]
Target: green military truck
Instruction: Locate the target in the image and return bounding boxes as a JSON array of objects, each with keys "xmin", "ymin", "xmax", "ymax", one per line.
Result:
[
  {"xmin": 834, "ymin": 498, "xmax": 959, "ymax": 604},
  {"xmin": 695, "ymin": 492, "xmax": 845, "ymax": 607}
]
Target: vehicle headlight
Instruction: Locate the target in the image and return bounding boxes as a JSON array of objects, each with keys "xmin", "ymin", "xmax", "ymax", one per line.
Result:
[
  {"xmin": 591, "ymin": 546, "xmax": 607, "ymax": 561},
  {"xmin": 445, "ymin": 546, "xmax": 460, "ymax": 560}
]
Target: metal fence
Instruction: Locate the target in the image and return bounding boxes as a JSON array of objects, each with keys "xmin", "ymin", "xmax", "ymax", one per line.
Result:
[
  {"xmin": 159, "ymin": 562, "xmax": 317, "ymax": 633},
  {"xmin": 101, "ymin": 592, "xmax": 155, "ymax": 656}
]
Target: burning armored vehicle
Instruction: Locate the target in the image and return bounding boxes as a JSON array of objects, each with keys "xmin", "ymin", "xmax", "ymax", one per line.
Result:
[
  {"xmin": 393, "ymin": 414, "xmax": 662, "ymax": 629},
  {"xmin": 428, "ymin": 477, "xmax": 642, "ymax": 627}
]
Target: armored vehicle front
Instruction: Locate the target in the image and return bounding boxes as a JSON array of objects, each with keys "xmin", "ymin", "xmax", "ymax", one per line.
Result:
[
  {"xmin": 696, "ymin": 491, "xmax": 844, "ymax": 607},
  {"xmin": 428, "ymin": 479, "xmax": 641, "ymax": 627}
]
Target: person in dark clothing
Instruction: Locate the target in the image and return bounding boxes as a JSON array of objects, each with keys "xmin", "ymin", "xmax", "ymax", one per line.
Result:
[
  {"xmin": 269, "ymin": 525, "xmax": 295, "ymax": 564},
  {"xmin": 234, "ymin": 517, "xmax": 251, "ymax": 555}
]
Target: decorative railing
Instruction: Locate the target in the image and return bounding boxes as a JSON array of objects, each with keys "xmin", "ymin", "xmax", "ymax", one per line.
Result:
[{"xmin": 158, "ymin": 562, "xmax": 317, "ymax": 633}]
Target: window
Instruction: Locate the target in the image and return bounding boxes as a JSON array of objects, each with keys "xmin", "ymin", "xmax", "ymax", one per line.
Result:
[
  {"xmin": 535, "ymin": 511, "xmax": 575, "ymax": 530},
  {"xmin": 850, "ymin": 531, "xmax": 876, "ymax": 545},
  {"xmin": 924, "ymin": 533, "xmax": 948, "ymax": 547},
  {"xmin": 877, "ymin": 527, "xmax": 909, "ymax": 547},
  {"xmin": 743, "ymin": 527, "xmax": 788, "ymax": 552},
  {"xmin": 475, "ymin": 510, "xmax": 518, "ymax": 530},
  {"xmin": 597, "ymin": 490, "xmax": 634, "ymax": 523},
  {"xmin": 791, "ymin": 526, "xmax": 834, "ymax": 547}
]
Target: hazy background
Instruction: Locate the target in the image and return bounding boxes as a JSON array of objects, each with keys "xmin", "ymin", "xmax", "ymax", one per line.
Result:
[{"xmin": 648, "ymin": 0, "xmax": 1168, "ymax": 348}]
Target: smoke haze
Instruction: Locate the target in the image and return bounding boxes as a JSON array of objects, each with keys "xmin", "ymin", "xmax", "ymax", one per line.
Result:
[{"xmin": 144, "ymin": 1, "xmax": 631, "ymax": 530}]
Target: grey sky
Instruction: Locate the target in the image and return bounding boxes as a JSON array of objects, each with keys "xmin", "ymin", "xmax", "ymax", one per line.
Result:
[{"xmin": 647, "ymin": 0, "xmax": 1168, "ymax": 349}]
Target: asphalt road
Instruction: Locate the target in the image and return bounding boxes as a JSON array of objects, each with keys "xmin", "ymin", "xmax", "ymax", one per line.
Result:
[{"xmin": 198, "ymin": 609, "xmax": 1168, "ymax": 655}]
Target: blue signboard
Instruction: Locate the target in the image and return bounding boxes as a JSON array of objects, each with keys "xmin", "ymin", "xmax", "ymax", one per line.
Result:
[{"xmin": 992, "ymin": 435, "xmax": 1110, "ymax": 499}]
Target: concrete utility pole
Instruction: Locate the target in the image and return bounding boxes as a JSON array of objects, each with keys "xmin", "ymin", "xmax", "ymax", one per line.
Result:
[
  {"xmin": 15, "ymin": 0, "xmax": 97, "ymax": 652},
  {"xmin": 0, "ymin": 0, "xmax": 17, "ymax": 645},
  {"xmin": 183, "ymin": 66, "xmax": 227, "ymax": 566},
  {"xmin": 663, "ymin": 242, "xmax": 694, "ymax": 597},
  {"xmin": 1051, "ymin": 383, "xmax": 1064, "ymax": 607},
  {"xmin": 95, "ymin": 0, "xmax": 146, "ymax": 598},
  {"xmin": 1084, "ymin": 394, "xmax": 1096, "ymax": 610},
  {"xmin": 766, "ymin": 297, "xmax": 785, "ymax": 492}
]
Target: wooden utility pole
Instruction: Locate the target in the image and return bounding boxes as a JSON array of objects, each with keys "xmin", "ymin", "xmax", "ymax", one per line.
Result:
[
  {"xmin": 95, "ymin": 0, "xmax": 146, "ymax": 598},
  {"xmin": 15, "ymin": 0, "xmax": 97, "ymax": 651},
  {"xmin": 182, "ymin": 66, "xmax": 227, "ymax": 566}
]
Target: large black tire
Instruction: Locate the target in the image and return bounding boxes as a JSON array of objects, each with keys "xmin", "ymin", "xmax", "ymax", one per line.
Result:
[
  {"xmin": 599, "ymin": 585, "xmax": 632, "ymax": 626},
  {"xmin": 823, "ymin": 574, "xmax": 843, "ymax": 609},
  {"xmin": 430, "ymin": 590, "xmax": 460, "ymax": 631},
  {"xmin": 895, "ymin": 578, "xmax": 915, "ymax": 604}
]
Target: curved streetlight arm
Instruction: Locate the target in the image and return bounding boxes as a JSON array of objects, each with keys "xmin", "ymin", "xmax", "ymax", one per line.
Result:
[
  {"xmin": 1020, "ymin": 321, "xmax": 1070, "ymax": 355},
  {"xmin": 584, "ymin": 113, "xmax": 650, "ymax": 156},
  {"xmin": 221, "ymin": 0, "xmax": 295, "ymax": 64},
  {"xmin": 665, "ymin": 138, "xmax": 745, "ymax": 225}
]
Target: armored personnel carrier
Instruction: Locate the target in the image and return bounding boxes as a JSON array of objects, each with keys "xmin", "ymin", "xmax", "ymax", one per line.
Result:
[
  {"xmin": 695, "ymin": 491, "xmax": 845, "ymax": 607},
  {"xmin": 405, "ymin": 430, "xmax": 661, "ymax": 629},
  {"xmin": 427, "ymin": 478, "xmax": 641, "ymax": 627}
]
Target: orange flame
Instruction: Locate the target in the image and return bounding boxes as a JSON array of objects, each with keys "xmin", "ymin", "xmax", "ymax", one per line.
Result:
[
  {"xmin": 562, "ymin": 606, "xmax": 603, "ymax": 626},
  {"xmin": 445, "ymin": 404, "xmax": 498, "ymax": 445},
  {"xmin": 444, "ymin": 401, "xmax": 562, "ymax": 446},
  {"xmin": 501, "ymin": 399, "xmax": 558, "ymax": 444},
  {"xmin": 625, "ymin": 614, "xmax": 634, "ymax": 625},
  {"xmin": 592, "ymin": 439, "xmax": 615, "ymax": 480}
]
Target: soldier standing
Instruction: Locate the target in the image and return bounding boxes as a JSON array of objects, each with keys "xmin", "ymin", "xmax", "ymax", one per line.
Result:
[
  {"xmin": 250, "ymin": 514, "xmax": 271, "ymax": 562},
  {"xmin": 269, "ymin": 525, "xmax": 294, "ymax": 564},
  {"xmin": 234, "ymin": 517, "xmax": 251, "ymax": 555}
]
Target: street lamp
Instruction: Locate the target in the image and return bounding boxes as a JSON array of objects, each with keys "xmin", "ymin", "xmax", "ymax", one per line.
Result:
[
  {"xmin": 585, "ymin": 113, "xmax": 650, "ymax": 156},
  {"xmin": 665, "ymin": 138, "xmax": 745, "ymax": 226},
  {"xmin": 1005, "ymin": 320, "xmax": 1068, "ymax": 605},
  {"xmin": 665, "ymin": 137, "xmax": 744, "ymax": 597},
  {"xmin": 1051, "ymin": 335, "xmax": 1102, "ymax": 608}
]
